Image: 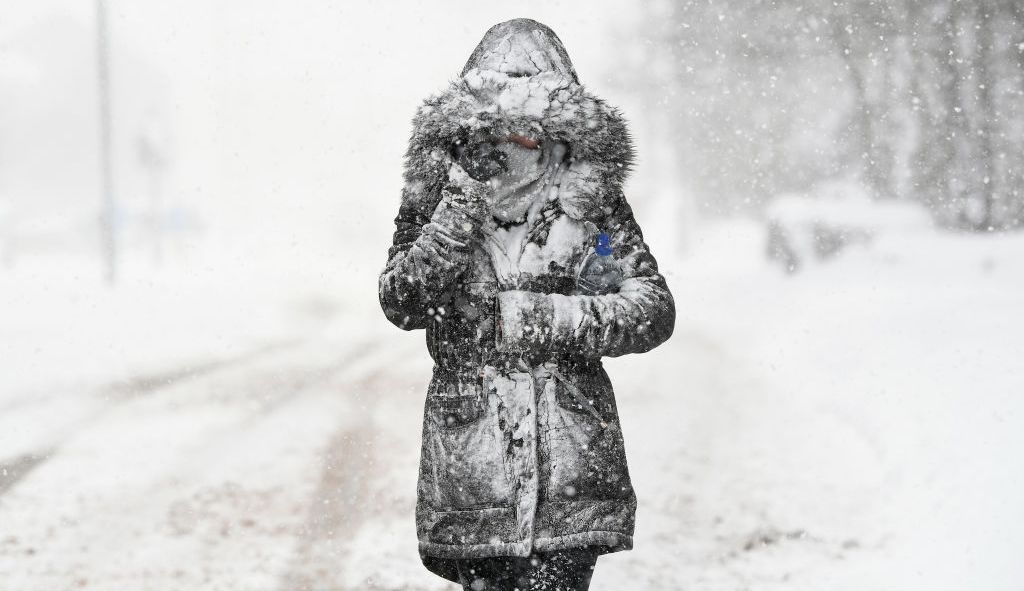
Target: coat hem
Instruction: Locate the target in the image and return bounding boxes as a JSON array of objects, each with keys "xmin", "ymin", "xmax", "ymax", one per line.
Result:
[
  {"xmin": 418, "ymin": 530, "xmax": 632, "ymax": 560},
  {"xmin": 420, "ymin": 540, "xmax": 530, "ymax": 560},
  {"xmin": 534, "ymin": 531, "xmax": 633, "ymax": 554}
]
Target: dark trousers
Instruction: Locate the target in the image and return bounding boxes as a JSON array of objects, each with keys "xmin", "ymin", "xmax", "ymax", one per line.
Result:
[{"xmin": 455, "ymin": 547, "xmax": 599, "ymax": 591}]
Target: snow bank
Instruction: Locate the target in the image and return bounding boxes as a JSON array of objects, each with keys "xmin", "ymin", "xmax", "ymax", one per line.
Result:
[
  {"xmin": 599, "ymin": 216, "xmax": 1024, "ymax": 589},
  {"xmin": 765, "ymin": 181, "xmax": 936, "ymax": 272}
]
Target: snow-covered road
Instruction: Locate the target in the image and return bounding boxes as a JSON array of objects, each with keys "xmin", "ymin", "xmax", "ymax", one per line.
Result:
[
  {"xmin": 3, "ymin": 222, "xmax": 1023, "ymax": 590},
  {"xmin": 1, "ymin": 324, "xmax": 448, "ymax": 590}
]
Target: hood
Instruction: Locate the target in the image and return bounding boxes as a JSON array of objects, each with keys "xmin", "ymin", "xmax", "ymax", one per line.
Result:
[
  {"xmin": 402, "ymin": 18, "xmax": 636, "ymax": 223},
  {"xmin": 459, "ymin": 18, "xmax": 579, "ymax": 83}
]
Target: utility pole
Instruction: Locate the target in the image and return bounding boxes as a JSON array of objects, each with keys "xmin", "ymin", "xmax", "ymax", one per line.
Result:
[{"xmin": 96, "ymin": 0, "xmax": 117, "ymax": 283}]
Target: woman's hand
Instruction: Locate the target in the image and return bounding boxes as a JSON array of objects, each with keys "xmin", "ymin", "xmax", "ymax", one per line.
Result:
[
  {"xmin": 447, "ymin": 159, "xmax": 492, "ymax": 194},
  {"xmin": 453, "ymin": 140, "xmax": 508, "ymax": 182},
  {"xmin": 446, "ymin": 162, "xmax": 502, "ymax": 231}
]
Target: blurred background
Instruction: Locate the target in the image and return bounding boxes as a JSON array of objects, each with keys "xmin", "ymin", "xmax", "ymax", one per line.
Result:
[{"xmin": 2, "ymin": 1, "xmax": 1022, "ymax": 589}]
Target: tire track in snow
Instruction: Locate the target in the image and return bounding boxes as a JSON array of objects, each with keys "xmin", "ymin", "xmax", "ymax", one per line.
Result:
[
  {"xmin": 0, "ymin": 332, "xmax": 403, "ymax": 589},
  {"xmin": 0, "ymin": 451, "xmax": 52, "ymax": 496},
  {"xmin": 104, "ymin": 338, "xmax": 306, "ymax": 399},
  {"xmin": 0, "ymin": 340, "xmax": 304, "ymax": 500},
  {"xmin": 279, "ymin": 410, "xmax": 378, "ymax": 591},
  {"xmin": 0, "ymin": 335, "xmax": 384, "ymax": 502},
  {"xmin": 279, "ymin": 340, "xmax": 438, "ymax": 591}
]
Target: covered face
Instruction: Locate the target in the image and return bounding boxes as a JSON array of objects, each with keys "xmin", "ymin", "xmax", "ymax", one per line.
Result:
[
  {"xmin": 410, "ymin": 17, "xmax": 633, "ymax": 224},
  {"xmin": 454, "ymin": 131, "xmax": 565, "ymax": 223},
  {"xmin": 457, "ymin": 19, "xmax": 578, "ymax": 222},
  {"xmin": 490, "ymin": 136, "xmax": 568, "ymax": 223}
]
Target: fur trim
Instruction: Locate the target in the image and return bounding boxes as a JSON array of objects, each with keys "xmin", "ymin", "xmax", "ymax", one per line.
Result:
[{"xmin": 402, "ymin": 70, "xmax": 636, "ymax": 223}]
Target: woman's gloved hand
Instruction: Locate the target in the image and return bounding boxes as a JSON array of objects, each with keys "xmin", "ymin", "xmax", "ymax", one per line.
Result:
[
  {"xmin": 427, "ymin": 162, "xmax": 499, "ymax": 249},
  {"xmin": 453, "ymin": 140, "xmax": 509, "ymax": 182}
]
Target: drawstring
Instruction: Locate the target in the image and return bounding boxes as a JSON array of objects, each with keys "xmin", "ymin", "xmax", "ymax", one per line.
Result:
[
  {"xmin": 549, "ymin": 365, "xmax": 608, "ymax": 428},
  {"xmin": 516, "ymin": 356, "xmax": 608, "ymax": 428}
]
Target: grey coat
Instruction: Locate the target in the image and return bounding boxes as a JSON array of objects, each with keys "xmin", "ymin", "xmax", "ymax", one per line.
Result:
[{"xmin": 377, "ymin": 18, "xmax": 676, "ymax": 584}]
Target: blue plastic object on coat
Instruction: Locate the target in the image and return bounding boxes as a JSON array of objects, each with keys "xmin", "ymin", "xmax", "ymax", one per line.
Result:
[{"xmin": 576, "ymin": 232, "xmax": 623, "ymax": 295}]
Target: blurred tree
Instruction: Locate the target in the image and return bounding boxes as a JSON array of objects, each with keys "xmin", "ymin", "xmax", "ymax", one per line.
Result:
[
  {"xmin": 621, "ymin": 0, "xmax": 1024, "ymax": 231},
  {"xmin": 137, "ymin": 113, "xmax": 169, "ymax": 265}
]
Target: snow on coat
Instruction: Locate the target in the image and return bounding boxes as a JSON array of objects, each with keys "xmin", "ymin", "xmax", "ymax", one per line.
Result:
[{"xmin": 378, "ymin": 18, "xmax": 676, "ymax": 583}]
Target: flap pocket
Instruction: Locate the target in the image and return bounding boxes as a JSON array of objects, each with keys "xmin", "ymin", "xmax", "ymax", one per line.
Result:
[
  {"xmin": 429, "ymin": 394, "xmax": 484, "ymax": 429},
  {"xmin": 552, "ymin": 368, "xmax": 614, "ymax": 423},
  {"xmin": 427, "ymin": 370, "xmax": 487, "ymax": 430}
]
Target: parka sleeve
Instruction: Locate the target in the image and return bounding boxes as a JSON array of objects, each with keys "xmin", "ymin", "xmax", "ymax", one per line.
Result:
[
  {"xmin": 493, "ymin": 194, "xmax": 675, "ymax": 358},
  {"xmin": 378, "ymin": 172, "xmax": 492, "ymax": 331}
]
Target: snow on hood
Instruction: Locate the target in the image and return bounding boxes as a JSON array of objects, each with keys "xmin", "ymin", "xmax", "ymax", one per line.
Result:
[
  {"xmin": 402, "ymin": 18, "xmax": 636, "ymax": 222},
  {"xmin": 460, "ymin": 18, "xmax": 579, "ymax": 83}
]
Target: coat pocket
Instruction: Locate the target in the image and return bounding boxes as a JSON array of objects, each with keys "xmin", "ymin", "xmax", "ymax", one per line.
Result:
[
  {"xmin": 429, "ymin": 393, "xmax": 483, "ymax": 429},
  {"xmin": 546, "ymin": 368, "xmax": 633, "ymax": 501},
  {"xmin": 420, "ymin": 375, "xmax": 514, "ymax": 511},
  {"xmin": 551, "ymin": 367, "xmax": 614, "ymax": 423}
]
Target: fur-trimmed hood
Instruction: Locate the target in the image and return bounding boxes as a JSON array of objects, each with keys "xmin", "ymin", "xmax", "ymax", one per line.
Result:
[{"xmin": 402, "ymin": 18, "xmax": 636, "ymax": 222}]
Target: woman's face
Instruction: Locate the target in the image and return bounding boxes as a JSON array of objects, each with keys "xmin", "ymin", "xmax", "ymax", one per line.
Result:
[{"xmin": 488, "ymin": 135, "xmax": 557, "ymax": 222}]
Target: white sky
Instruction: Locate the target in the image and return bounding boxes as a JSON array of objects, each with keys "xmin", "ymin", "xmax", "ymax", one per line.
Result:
[{"xmin": 0, "ymin": 1, "xmax": 649, "ymax": 265}]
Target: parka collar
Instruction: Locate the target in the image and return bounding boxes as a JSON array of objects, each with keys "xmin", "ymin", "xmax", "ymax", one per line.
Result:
[{"xmin": 406, "ymin": 19, "xmax": 636, "ymax": 223}]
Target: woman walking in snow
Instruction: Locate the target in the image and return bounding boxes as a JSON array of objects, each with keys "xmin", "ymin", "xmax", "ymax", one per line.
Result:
[{"xmin": 378, "ymin": 18, "xmax": 675, "ymax": 590}]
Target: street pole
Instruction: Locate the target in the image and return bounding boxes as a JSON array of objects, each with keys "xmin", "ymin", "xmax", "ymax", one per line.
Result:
[{"xmin": 96, "ymin": 0, "xmax": 117, "ymax": 284}]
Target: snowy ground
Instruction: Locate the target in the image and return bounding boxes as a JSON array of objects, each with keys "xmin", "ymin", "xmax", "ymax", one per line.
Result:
[{"xmin": 2, "ymin": 219, "xmax": 1023, "ymax": 590}]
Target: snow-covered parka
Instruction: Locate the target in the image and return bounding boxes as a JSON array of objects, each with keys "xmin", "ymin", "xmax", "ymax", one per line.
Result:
[{"xmin": 378, "ymin": 18, "xmax": 676, "ymax": 583}]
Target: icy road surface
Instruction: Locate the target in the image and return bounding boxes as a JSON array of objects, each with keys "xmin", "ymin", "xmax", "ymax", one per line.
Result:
[{"xmin": 2, "ymin": 222, "xmax": 1023, "ymax": 590}]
